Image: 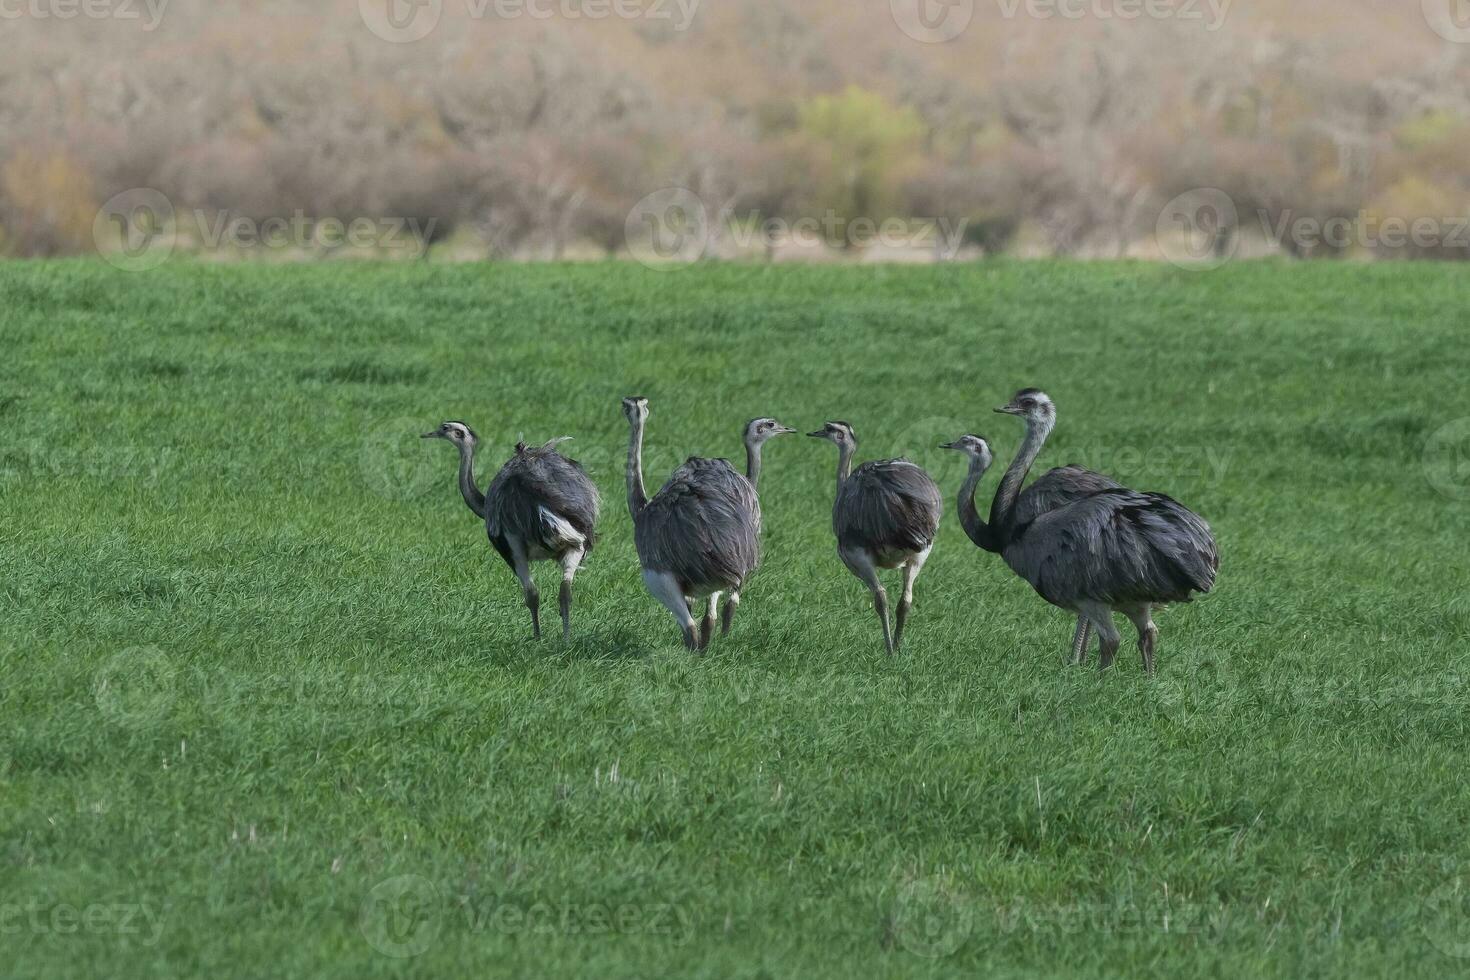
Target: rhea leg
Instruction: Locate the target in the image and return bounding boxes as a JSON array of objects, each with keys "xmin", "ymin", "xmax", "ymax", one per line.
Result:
[
  {"xmin": 720, "ymin": 591, "xmax": 741, "ymax": 636},
  {"xmin": 840, "ymin": 546, "xmax": 892, "ymax": 654},
  {"xmin": 1123, "ymin": 604, "xmax": 1159, "ymax": 674},
  {"xmin": 508, "ymin": 538, "xmax": 540, "ymax": 639},
  {"xmin": 645, "ymin": 570, "xmax": 700, "ymax": 650},
  {"xmin": 1078, "ymin": 602, "xmax": 1121, "ymax": 671},
  {"xmin": 684, "ymin": 596, "xmax": 701, "ymax": 648},
  {"xmin": 1069, "ymin": 616, "xmax": 1094, "ymax": 666},
  {"xmin": 557, "ymin": 546, "xmax": 585, "ymax": 641},
  {"xmin": 893, "ymin": 545, "xmax": 932, "ymax": 652},
  {"xmin": 699, "ymin": 593, "xmax": 720, "ymax": 652}
]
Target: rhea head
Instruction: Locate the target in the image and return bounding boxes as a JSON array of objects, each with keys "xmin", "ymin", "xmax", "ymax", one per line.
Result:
[
  {"xmin": 807, "ymin": 420, "xmax": 857, "ymax": 449},
  {"xmin": 994, "ymin": 388, "xmax": 1056, "ymax": 429},
  {"xmin": 939, "ymin": 433, "xmax": 994, "ymax": 470},
  {"xmin": 422, "ymin": 420, "xmax": 478, "ymax": 446},
  {"xmin": 621, "ymin": 396, "xmax": 649, "ymax": 424},
  {"xmin": 744, "ymin": 417, "xmax": 797, "ymax": 446}
]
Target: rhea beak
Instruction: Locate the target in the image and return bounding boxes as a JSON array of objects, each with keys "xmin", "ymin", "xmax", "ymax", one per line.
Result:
[
  {"xmin": 806, "ymin": 430, "xmax": 827, "ymax": 439},
  {"xmin": 939, "ymin": 441, "xmax": 958, "ymax": 450},
  {"xmin": 994, "ymin": 405, "xmax": 1021, "ymax": 416},
  {"xmin": 421, "ymin": 430, "xmax": 441, "ymax": 439},
  {"xmin": 776, "ymin": 425, "xmax": 797, "ymax": 435}
]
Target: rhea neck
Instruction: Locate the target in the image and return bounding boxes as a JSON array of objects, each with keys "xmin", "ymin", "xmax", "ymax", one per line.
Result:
[
  {"xmin": 625, "ymin": 412, "xmax": 649, "ymax": 519},
  {"xmin": 452, "ymin": 438, "xmax": 486, "ymax": 519},
  {"xmin": 745, "ymin": 437, "xmax": 768, "ymax": 490},
  {"xmin": 957, "ymin": 454, "xmax": 999, "ymax": 553},
  {"xmin": 990, "ymin": 412, "xmax": 1054, "ymax": 545},
  {"xmin": 832, "ymin": 439, "xmax": 856, "ymax": 497}
]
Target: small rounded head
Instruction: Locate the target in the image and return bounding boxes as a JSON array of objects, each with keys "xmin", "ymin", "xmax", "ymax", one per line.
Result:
[
  {"xmin": 422, "ymin": 420, "xmax": 477, "ymax": 445},
  {"xmin": 621, "ymin": 396, "xmax": 649, "ymax": 424},
  {"xmin": 995, "ymin": 388, "xmax": 1056, "ymax": 424},
  {"xmin": 940, "ymin": 434, "xmax": 994, "ymax": 468},
  {"xmin": 807, "ymin": 420, "xmax": 857, "ymax": 448},
  {"xmin": 744, "ymin": 417, "xmax": 797, "ymax": 445}
]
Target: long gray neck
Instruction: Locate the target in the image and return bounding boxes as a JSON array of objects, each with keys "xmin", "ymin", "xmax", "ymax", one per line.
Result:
[
  {"xmin": 990, "ymin": 417, "xmax": 1052, "ymax": 544},
  {"xmin": 958, "ymin": 456, "xmax": 999, "ymax": 552},
  {"xmin": 834, "ymin": 442, "xmax": 856, "ymax": 497},
  {"xmin": 626, "ymin": 416, "xmax": 649, "ymax": 519},
  {"xmin": 745, "ymin": 439, "xmax": 763, "ymax": 490},
  {"xmin": 456, "ymin": 440, "xmax": 486, "ymax": 519}
]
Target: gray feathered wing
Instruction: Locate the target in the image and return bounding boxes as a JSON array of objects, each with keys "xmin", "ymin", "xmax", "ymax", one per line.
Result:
[
  {"xmin": 634, "ymin": 457, "xmax": 760, "ymax": 592},
  {"xmin": 834, "ymin": 460, "xmax": 943, "ymax": 554},
  {"xmin": 1006, "ymin": 488, "xmax": 1218, "ymax": 608},
  {"xmin": 484, "ymin": 443, "xmax": 601, "ymax": 565},
  {"xmin": 1013, "ymin": 465, "xmax": 1124, "ymax": 527}
]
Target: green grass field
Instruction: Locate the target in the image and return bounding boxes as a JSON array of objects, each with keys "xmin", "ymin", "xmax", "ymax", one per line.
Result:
[{"xmin": 3, "ymin": 258, "xmax": 1469, "ymax": 977}]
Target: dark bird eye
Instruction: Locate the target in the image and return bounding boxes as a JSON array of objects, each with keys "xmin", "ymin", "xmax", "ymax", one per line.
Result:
[{"xmin": 1020, "ymin": 398, "xmax": 1035, "ymax": 409}]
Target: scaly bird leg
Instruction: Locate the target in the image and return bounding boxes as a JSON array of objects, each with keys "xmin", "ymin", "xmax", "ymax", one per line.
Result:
[
  {"xmin": 557, "ymin": 546, "xmax": 585, "ymax": 642},
  {"xmin": 893, "ymin": 546, "xmax": 932, "ymax": 652},
  {"xmin": 841, "ymin": 546, "xmax": 892, "ymax": 655},
  {"xmin": 698, "ymin": 594, "xmax": 719, "ymax": 652},
  {"xmin": 1069, "ymin": 616, "xmax": 1093, "ymax": 667},
  {"xmin": 720, "ymin": 591, "xmax": 741, "ymax": 636},
  {"xmin": 1078, "ymin": 602, "xmax": 1120, "ymax": 672},
  {"xmin": 1124, "ymin": 604, "xmax": 1159, "ymax": 675},
  {"xmin": 644, "ymin": 571, "xmax": 700, "ymax": 651},
  {"xmin": 508, "ymin": 540, "xmax": 540, "ymax": 640}
]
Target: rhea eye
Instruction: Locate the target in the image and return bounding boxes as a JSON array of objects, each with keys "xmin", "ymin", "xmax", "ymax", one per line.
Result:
[{"xmin": 1020, "ymin": 398, "xmax": 1035, "ymax": 409}]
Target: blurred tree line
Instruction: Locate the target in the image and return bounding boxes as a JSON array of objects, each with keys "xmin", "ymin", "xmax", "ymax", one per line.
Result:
[{"xmin": 1, "ymin": 0, "xmax": 1468, "ymax": 261}]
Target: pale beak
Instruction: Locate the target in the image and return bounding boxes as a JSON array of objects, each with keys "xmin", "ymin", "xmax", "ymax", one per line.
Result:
[
  {"xmin": 776, "ymin": 425, "xmax": 797, "ymax": 435},
  {"xmin": 421, "ymin": 430, "xmax": 441, "ymax": 439},
  {"xmin": 994, "ymin": 405, "xmax": 1021, "ymax": 415},
  {"xmin": 939, "ymin": 441, "xmax": 958, "ymax": 450}
]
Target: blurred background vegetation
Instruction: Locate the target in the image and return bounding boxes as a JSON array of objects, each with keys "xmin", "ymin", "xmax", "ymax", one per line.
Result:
[{"xmin": 1, "ymin": 0, "xmax": 1468, "ymax": 262}]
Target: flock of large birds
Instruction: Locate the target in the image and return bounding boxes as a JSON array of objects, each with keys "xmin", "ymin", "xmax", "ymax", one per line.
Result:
[{"xmin": 422, "ymin": 389, "xmax": 1219, "ymax": 672}]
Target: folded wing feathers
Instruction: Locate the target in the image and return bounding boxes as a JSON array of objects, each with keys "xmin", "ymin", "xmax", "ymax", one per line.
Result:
[
  {"xmin": 1013, "ymin": 489, "xmax": 1217, "ymax": 607},
  {"xmin": 1013, "ymin": 465, "xmax": 1124, "ymax": 528},
  {"xmin": 634, "ymin": 457, "xmax": 761, "ymax": 591},
  {"xmin": 835, "ymin": 459, "xmax": 943, "ymax": 554},
  {"xmin": 485, "ymin": 445, "xmax": 601, "ymax": 555}
]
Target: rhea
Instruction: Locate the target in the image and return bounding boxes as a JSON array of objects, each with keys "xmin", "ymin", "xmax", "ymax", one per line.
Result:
[
  {"xmin": 940, "ymin": 432, "xmax": 1123, "ymax": 664},
  {"xmin": 422, "ymin": 421, "xmax": 600, "ymax": 640},
  {"xmin": 622, "ymin": 397, "xmax": 794, "ymax": 650},
  {"xmin": 942, "ymin": 390, "xmax": 1218, "ymax": 672},
  {"xmin": 809, "ymin": 421, "xmax": 943, "ymax": 654}
]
